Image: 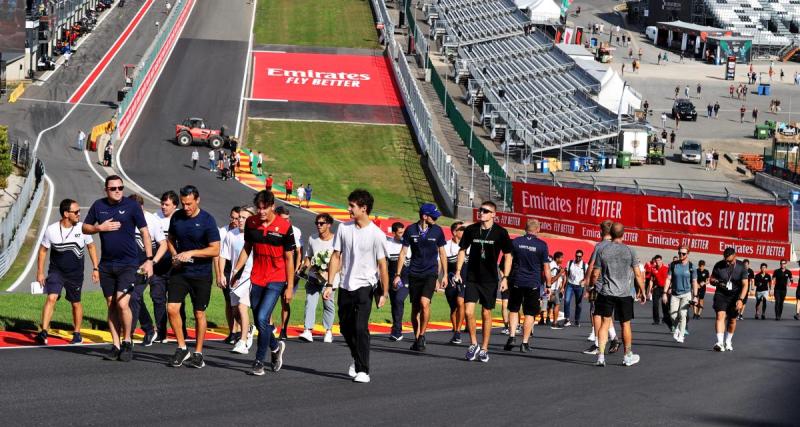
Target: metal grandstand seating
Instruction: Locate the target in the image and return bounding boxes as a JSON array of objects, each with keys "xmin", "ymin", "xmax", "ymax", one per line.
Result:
[
  {"xmin": 705, "ymin": 0, "xmax": 795, "ymax": 46},
  {"xmin": 434, "ymin": 0, "xmax": 528, "ymax": 47}
]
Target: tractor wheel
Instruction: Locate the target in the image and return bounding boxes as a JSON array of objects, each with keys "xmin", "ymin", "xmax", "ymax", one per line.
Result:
[
  {"xmin": 208, "ymin": 135, "xmax": 223, "ymax": 149},
  {"xmin": 177, "ymin": 131, "xmax": 192, "ymax": 146}
]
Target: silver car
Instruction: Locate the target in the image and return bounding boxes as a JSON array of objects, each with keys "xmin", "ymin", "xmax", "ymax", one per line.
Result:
[{"xmin": 679, "ymin": 140, "xmax": 703, "ymax": 163}]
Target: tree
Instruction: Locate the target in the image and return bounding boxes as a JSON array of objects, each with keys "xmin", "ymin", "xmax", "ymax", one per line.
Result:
[{"xmin": 0, "ymin": 126, "xmax": 11, "ymax": 189}]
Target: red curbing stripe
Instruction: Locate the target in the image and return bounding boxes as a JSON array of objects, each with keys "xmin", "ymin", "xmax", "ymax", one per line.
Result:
[{"xmin": 68, "ymin": 0, "xmax": 155, "ymax": 104}]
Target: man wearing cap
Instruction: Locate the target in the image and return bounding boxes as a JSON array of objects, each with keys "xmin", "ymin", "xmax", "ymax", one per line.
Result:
[
  {"xmin": 395, "ymin": 203, "xmax": 448, "ymax": 351},
  {"xmin": 704, "ymin": 247, "xmax": 748, "ymax": 352}
]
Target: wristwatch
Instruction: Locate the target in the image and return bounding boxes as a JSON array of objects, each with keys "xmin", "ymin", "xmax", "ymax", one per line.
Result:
[{"xmin": 146, "ymin": 256, "xmax": 154, "ymax": 261}]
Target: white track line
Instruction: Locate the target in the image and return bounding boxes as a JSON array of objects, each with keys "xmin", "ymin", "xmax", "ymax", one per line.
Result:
[
  {"xmin": 235, "ymin": 0, "xmax": 258, "ymax": 138},
  {"xmin": 115, "ymin": 0, "xmax": 197, "ymax": 203},
  {"xmin": 16, "ymin": 98, "xmax": 109, "ymax": 108}
]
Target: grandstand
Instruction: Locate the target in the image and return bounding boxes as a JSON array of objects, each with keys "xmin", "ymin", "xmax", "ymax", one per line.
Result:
[
  {"xmin": 426, "ymin": 0, "xmax": 619, "ymax": 161},
  {"xmin": 703, "ymin": 0, "xmax": 799, "ymax": 57}
]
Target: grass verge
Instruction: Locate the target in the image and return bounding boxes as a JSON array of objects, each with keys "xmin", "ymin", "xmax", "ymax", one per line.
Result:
[
  {"xmin": 247, "ymin": 119, "xmax": 436, "ymax": 219},
  {"xmin": 0, "ymin": 280, "xmax": 503, "ymax": 332},
  {"xmin": 0, "ymin": 180, "xmax": 48, "ymax": 290},
  {"xmin": 254, "ymin": 0, "xmax": 380, "ymax": 49}
]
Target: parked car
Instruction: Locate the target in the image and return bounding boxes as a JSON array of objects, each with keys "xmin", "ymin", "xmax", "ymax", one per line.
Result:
[
  {"xmin": 679, "ymin": 140, "xmax": 703, "ymax": 163},
  {"xmin": 672, "ymin": 99, "xmax": 697, "ymax": 121}
]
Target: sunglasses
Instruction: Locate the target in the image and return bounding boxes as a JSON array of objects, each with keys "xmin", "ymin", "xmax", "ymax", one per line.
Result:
[
  {"xmin": 68, "ymin": 210, "xmax": 81, "ymax": 214},
  {"xmin": 315, "ymin": 221, "xmax": 329, "ymax": 226},
  {"xmin": 478, "ymin": 207, "xmax": 494, "ymax": 214},
  {"xmin": 106, "ymin": 185, "xmax": 124, "ymax": 192},
  {"xmin": 679, "ymin": 251, "xmax": 688, "ymax": 256}
]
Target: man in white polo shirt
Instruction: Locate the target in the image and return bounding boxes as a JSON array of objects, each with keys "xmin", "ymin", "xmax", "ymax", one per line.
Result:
[{"xmin": 324, "ymin": 189, "xmax": 389, "ymax": 383}]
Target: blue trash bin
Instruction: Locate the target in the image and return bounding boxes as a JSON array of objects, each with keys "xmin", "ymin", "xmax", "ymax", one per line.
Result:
[
  {"xmin": 596, "ymin": 155, "xmax": 605, "ymax": 170},
  {"xmin": 570, "ymin": 158, "xmax": 580, "ymax": 172},
  {"xmin": 542, "ymin": 159, "xmax": 550, "ymax": 174}
]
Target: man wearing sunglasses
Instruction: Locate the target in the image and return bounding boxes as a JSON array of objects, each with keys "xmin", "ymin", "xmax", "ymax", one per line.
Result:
[
  {"xmin": 36, "ymin": 198, "xmax": 99, "ymax": 345},
  {"xmin": 83, "ymin": 175, "xmax": 154, "ymax": 362},
  {"xmin": 706, "ymin": 247, "xmax": 748, "ymax": 352},
  {"xmin": 664, "ymin": 246, "xmax": 697, "ymax": 343},
  {"xmin": 298, "ymin": 213, "xmax": 337, "ymax": 343},
  {"xmin": 454, "ymin": 201, "xmax": 513, "ymax": 363}
]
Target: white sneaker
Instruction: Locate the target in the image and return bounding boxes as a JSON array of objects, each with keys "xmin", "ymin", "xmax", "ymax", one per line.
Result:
[
  {"xmin": 587, "ymin": 333, "xmax": 596, "ymax": 342},
  {"xmin": 246, "ymin": 325, "xmax": 255, "ymax": 349},
  {"xmin": 673, "ymin": 330, "xmax": 681, "ymax": 342},
  {"xmin": 675, "ymin": 336, "xmax": 685, "ymax": 344},
  {"xmin": 622, "ymin": 352, "xmax": 640, "ymax": 366},
  {"xmin": 231, "ymin": 340, "xmax": 249, "ymax": 354},
  {"xmin": 348, "ymin": 363, "xmax": 357, "ymax": 378},
  {"xmin": 323, "ymin": 330, "xmax": 333, "ymax": 343},
  {"xmin": 299, "ymin": 329, "xmax": 313, "ymax": 342},
  {"xmin": 713, "ymin": 342, "xmax": 725, "ymax": 352},
  {"xmin": 353, "ymin": 372, "xmax": 371, "ymax": 383},
  {"xmin": 724, "ymin": 342, "xmax": 733, "ymax": 352}
]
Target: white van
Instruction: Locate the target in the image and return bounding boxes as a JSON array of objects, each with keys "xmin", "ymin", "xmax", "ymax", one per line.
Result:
[{"xmin": 645, "ymin": 26, "xmax": 658, "ymax": 41}]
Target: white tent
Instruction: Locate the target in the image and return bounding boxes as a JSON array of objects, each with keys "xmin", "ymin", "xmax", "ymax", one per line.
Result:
[
  {"xmin": 571, "ymin": 57, "xmax": 642, "ymax": 115},
  {"xmin": 514, "ymin": 0, "xmax": 561, "ymax": 23}
]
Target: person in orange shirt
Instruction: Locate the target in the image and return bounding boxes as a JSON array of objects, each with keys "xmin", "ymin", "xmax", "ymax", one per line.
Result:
[{"xmin": 284, "ymin": 176, "xmax": 294, "ymax": 201}]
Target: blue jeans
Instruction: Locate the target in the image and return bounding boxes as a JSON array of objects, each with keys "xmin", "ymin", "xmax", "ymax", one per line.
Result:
[
  {"xmin": 563, "ymin": 283, "xmax": 584, "ymax": 323},
  {"xmin": 250, "ymin": 282, "xmax": 283, "ymax": 362}
]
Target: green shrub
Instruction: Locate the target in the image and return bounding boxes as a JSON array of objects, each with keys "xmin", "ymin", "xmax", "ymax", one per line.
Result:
[{"xmin": 0, "ymin": 126, "xmax": 11, "ymax": 188}]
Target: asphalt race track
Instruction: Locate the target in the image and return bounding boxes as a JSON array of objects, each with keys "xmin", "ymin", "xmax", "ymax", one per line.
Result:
[{"xmin": 0, "ymin": 303, "xmax": 796, "ymax": 425}]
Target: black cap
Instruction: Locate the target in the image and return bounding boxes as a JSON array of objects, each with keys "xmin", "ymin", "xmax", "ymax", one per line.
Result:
[
  {"xmin": 723, "ymin": 247, "xmax": 736, "ymax": 258},
  {"xmin": 274, "ymin": 206, "xmax": 289, "ymax": 215}
]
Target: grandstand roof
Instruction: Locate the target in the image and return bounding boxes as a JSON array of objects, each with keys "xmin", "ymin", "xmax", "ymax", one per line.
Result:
[{"xmin": 655, "ymin": 20, "xmax": 729, "ymax": 35}]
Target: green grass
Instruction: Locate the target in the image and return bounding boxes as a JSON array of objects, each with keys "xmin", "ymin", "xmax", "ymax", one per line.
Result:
[
  {"xmin": 254, "ymin": 0, "xmax": 380, "ymax": 49},
  {"xmin": 247, "ymin": 119, "xmax": 437, "ymax": 219},
  {"xmin": 0, "ymin": 181, "xmax": 48, "ymax": 291},
  {"xmin": 0, "ymin": 280, "xmax": 503, "ymax": 332}
]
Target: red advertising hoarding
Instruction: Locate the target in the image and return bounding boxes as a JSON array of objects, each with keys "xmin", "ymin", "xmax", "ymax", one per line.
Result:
[
  {"xmin": 512, "ymin": 182, "xmax": 790, "ymax": 243},
  {"xmin": 250, "ymin": 51, "xmax": 402, "ymax": 106},
  {"xmin": 473, "ymin": 209, "xmax": 791, "ymax": 261}
]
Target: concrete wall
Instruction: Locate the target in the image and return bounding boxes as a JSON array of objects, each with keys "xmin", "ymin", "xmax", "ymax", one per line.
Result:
[
  {"xmin": 5, "ymin": 56, "xmax": 27, "ymax": 81},
  {"xmin": 754, "ymin": 172, "xmax": 800, "ymax": 200}
]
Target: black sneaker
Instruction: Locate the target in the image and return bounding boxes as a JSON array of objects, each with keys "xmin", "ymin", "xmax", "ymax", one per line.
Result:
[
  {"xmin": 546, "ymin": 319, "xmax": 552, "ymax": 326},
  {"xmin": 35, "ymin": 330, "xmax": 48, "ymax": 345},
  {"xmin": 537, "ymin": 318, "xmax": 544, "ymax": 326},
  {"xmin": 409, "ymin": 340, "xmax": 420, "ymax": 351},
  {"xmin": 171, "ymin": 347, "xmax": 191, "ymax": 367},
  {"xmin": 388, "ymin": 334, "xmax": 403, "ymax": 342},
  {"xmin": 418, "ymin": 335, "xmax": 426, "ymax": 351},
  {"xmin": 794, "ymin": 314, "xmax": 799, "ymax": 320},
  {"xmin": 583, "ymin": 344, "xmax": 599, "ymax": 355},
  {"xmin": 103, "ymin": 345, "xmax": 121, "ymax": 360},
  {"xmin": 608, "ymin": 339, "xmax": 621, "ymax": 354},
  {"xmin": 279, "ymin": 330, "xmax": 288, "ymax": 341},
  {"xmin": 118, "ymin": 341, "xmax": 134, "ymax": 362},
  {"xmin": 252, "ymin": 360, "xmax": 265, "ymax": 376},
  {"xmin": 224, "ymin": 333, "xmax": 236, "ymax": 345},
  {"xmin": 449, "ymin": 332, "xmax": 461, "ymax": 344},
  {"xmin": 142, "ymin": 331, "xmax": 156, "ymax": 347},
  {"xmin": 520, "ymin": 342, "xmax": 530, "ymax": 353},
  {"xmin": 188, "ymin": 352, "xmax": 205, "ymax": 369},
  {"xmin": 155, "ymin": 332, "xmax": 168, "ymax": 344},
  {"xmin": 271, "ymin": 341, "xmax": 285, "ymax": 372},
  {"xmin": 761, "ymin": 315, "xmax": 766, "ymax": 320},
  {"xmin": 503, "ymin": 337, "xmax": 516, "ymax": 351}
]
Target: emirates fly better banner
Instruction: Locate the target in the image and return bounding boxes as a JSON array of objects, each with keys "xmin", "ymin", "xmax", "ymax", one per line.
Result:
[{"xmin": 512, "ymin": 182, "xmax": 790, "ymax": 243}]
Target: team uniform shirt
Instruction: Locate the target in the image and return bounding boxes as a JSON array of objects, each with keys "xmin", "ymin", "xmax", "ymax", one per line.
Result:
[
  {"xmin": 41, "ymin": 221, "xmax": 93, "ymax": 279},
  {"xmin": 594, "ymin": 242, "xmax": 639, "ymax": 297},
  {"xmin": 567, "ymin": 259, "xmax": 587, "ymax": 286},
  {"xmin": 385, "ymin": 237, "xmax": 410, "ymax": 284},
  {"xmin": 711, "ymin": 260, "xmax": 748, "ymax": 295},
  {"xmin": 402, "ymin": 222, "xmax": 446, "ymax": 277},
  {"xmin": 292, "ymin": 225, "xmax": 302, "ymax": 250},
  {"xmin": 135, "ymin": 211, "xmax": 165, "ymax": 263},
  {"xmin": 333, "ymin": 221, "xmax": 387, "ymax": 291},
  {"xmin": 509, "ymin": 234, "xmax": 548, "ymax": 289},
  {"xmin": 697, "ymin": 269, "xmax": 710, "ymax": 286},
  {"xmin": 154, "ymin": 210, "xmax": 173, "ymax": 274},
  {"xmin": 668, "ymin": 262, "xmax": 696, "ymax": 296},
  {"xmin": 444, "ymin": 239, "xmax": 468, "ymax": 282},
  {"xmin": 305, "ymin": 234, "xmax": 340, "ymax": 287},
  {"xmin": 244, "ymin": 215, "xmax": 295, "ymax": 286},
  {"xmin": 650, "ymin": 264, "xmax": 669, "ymax": 288},
  {"xmin": 220, "ymin": 228, "xmax": 253, "ymax": 286},
  {"xmin": 772, "ymin": 268, "xmax": 792, "ymax": 292},
  {"xmin": 168, "ymin": 209, "xmax": 220, "ymax": 277},
  {"xmin": 458, "ymin": 223, "xmax": 513, "ymax": 283},
  {"xmin": 754, "ymin": 272, "xmax": 771, "ymax": 293},
  {"xmin": 85, "ymin": 197, "xmax": 147, "ymax": 266}
]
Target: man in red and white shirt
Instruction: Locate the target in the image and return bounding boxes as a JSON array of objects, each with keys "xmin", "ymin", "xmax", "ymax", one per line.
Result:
[{"xmin": 231, "ymin": 190, "xmax": 295, "ymax": 376}]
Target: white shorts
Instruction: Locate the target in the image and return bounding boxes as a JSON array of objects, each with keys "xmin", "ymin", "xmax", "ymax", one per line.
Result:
[{"xmin": 230, "ymin": 281, "xmax": 251, "ymax": 307}]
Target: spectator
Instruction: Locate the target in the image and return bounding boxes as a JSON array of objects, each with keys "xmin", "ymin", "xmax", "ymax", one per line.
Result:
[
  {"xmin": 209, "ymin": 149, "xmax": 216, "ymax": 172},
  {"xmin": 648, "ymin": 255, "xmax": 671, "ymax": 329},
  {"xmin": 265, "ymin": 173, "xmax": 274, "ymax": 192},
  {"xmin": 191, "ymin": 148, "xmax": 198, "ymax": 170},
  {"xmin": 713, "ymin": 101, "xmax": 720, "ymax": 118},
  {"xmin": 77, "ymin": 130, "xmax": 86, "ymax": 151},
  {"xmin": 284, "ymin": 175, "xmax": 294, "ymax": 201},
  {"xmin": 669, "ymin": 130, "xmax": 676, "ymax": 149},
  {"xmin": 297, "ymin": 184, "xmax": 306, "ymax": 206},
  {"xmin": 752, "ymin": 108, "xmax": 759, "ymax": 123},
  {"xmin": 304, "ymin": 184, "xmax": 313, "ymax": 208},
  {"xmin": 739, "ymin": 105, "xmax": 746, "ymax": 123},
  {"xmin": 712, "ymin": 149, "xmax": 719, "ymax": 170}
]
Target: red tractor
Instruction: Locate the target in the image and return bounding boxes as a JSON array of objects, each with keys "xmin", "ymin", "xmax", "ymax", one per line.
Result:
[{"xmin": 174, "ymin": 118, "xmax": 229, "ymax": 149}]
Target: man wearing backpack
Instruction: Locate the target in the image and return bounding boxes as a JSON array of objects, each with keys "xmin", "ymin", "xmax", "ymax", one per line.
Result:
[
  {"xmin": 563, "ymin": 250, "xmax": 588, "ymax": 327},
  {"xmin": 664, "ymin": 246, "xmax": 697, "ymax": 343}
]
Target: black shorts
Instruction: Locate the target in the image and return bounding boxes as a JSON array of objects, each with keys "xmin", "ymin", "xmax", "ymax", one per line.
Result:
[
  {"xmin": 498, "ymin": 288, "xmax": 510, "ymax": 300},
  {"xmin": 594, "ymin": 293, "xmax": 634, "ymax": 322},
  {"xmin": 44, "ymin": 270, "xmax": 83, "ymax": 303},
  {"xmin": 697, "ymin": 285, "xmax": 706, "ymax": 299},
  {"xmin": 444, "ymin": 282, "xmax": 465, "ymax": 310},
  {"xmin": 464, "ymin": 280, "xmax": 498, "ymax": 309},
  {"xmin": 99, "ymin": 264, "xmax": 137, "ymax": 298},
  {"xmin": 408, "ymin": 274, "xmax": 437, "ymax": 303},
  {"xmin": 168, "ymin": 274, "xmax": 212, "ymax": 312},
  {"xmin": 507, "ymin": 286, "xmax": 541, "ymax": 316},
  {"xmin": 713, "ymin": 291, "xmax": 739, "ymax": 317}
]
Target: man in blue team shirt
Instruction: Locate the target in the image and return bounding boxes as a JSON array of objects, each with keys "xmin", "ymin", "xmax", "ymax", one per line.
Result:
[
  {"xmin": 167, "ymin": 185, "xmax": 220, "ymax": 368},
  {"xmin": 503, "ymin": 219, "xmax": 551, "ymax": 353},
  {"xmin": 395, "ymin": 203, "xmax": 448, "ymax": 352},
  {"xmin": 83, "ymin": 175, "xmax": 154, "ymax": 362}
]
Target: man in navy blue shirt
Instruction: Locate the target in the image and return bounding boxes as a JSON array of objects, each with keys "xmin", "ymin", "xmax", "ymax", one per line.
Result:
[
  {"xmin": 395, "ymin": 203, "xmax": 447, "ymax": 351},
  {"xmin": 504, "ymin": 219, "xmax": 551, "ymax": 353},
  {"xmin": 83, "ymin": 175, "xmax": 154, "ymax": 362},
  {"xmin": 167, "ymin": 185, "xmax": 220, "ymax": 368}
]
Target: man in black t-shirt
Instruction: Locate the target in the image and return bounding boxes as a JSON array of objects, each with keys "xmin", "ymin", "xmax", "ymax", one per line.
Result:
[
  {"xmin": 454, "ymin": 201, "xmax": 512, "ymax": 363},
  {"xmin": 705, "ymin": 247, "xmax": 748, "ymax": 352},
  {"xmin": 737, "ymin": 259, "xmax": 755, "ymax": 320},
  {"xmin": 753, "ymin": 263, "xmax": 771, "ymax": 320},
  {"xmin": 770, "ymin": 259, "xmax": 792, "ymax": 320},
  {"xmin": 693, "ymin": 260, "xmax": 710, "ymax": 319}
]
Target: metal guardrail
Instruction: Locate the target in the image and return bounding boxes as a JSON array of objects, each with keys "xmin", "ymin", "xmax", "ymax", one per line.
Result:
[
  {"xmin": 0, "ymin": 158, "xmax": 44, "ymax": 253},
  {"xmin": 10, "ymin": 139, "xmax": 33, "ymax": 171}
]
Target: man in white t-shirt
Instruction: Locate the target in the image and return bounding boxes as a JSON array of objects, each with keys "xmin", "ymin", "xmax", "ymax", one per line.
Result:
[
  {"xmin": 564, "ymin": 249, "xmax": 588, "ymax": 327},
  {"xmin": 324, "ymin": 189, "xmax": 389, "ymax": 383},
  {"xmin": 275, "ymin": 205, "xmax": 302, "ymax": 340},
  {"xmin": 35, "ymin": 198, "xmax": 99, "ymax": 345},
  {"xmin": 298, "ymin": 213, "xmax": 338, "ymax": 343},
  {"xmin": 209, "ymin": 149, "xmax": 216, "ymax": 172},
  {"xmin": 129, "ymin": 194, "xmax": 169, "ymax": 346},
  {"xmin": 219, "ymin": 206, "xmax": 255, "ymax": 354},
  {"xmin": 547, "ymin": 252, "xmax": 566, "ymax": 329},
  {"xmin": 191, "ymin": 148, "xmax": 199, "ymax": 170},
  {"xmin": 217, "ymin": 207, "xmax": 240, "ymax": 344},
  {"xmin": 153, "ymin": 190, "xmax": 186, "ymax": 342}
]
